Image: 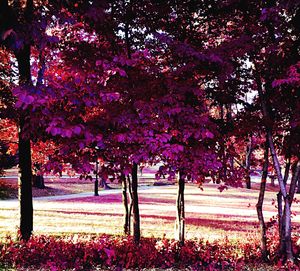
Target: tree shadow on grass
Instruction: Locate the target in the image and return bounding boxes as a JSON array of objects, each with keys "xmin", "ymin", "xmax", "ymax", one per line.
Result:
[{"xmin": 56, "ymin": 194, "xmax": 123, "ymax": 203}]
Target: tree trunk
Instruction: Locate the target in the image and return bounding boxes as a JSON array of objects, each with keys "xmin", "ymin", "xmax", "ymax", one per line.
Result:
[
  {"xmin": 94, "ymin": 161, "xmax": 99, "ymax": 196},
  {"xmin": 256, "ymin": 141, "xmax": 269, "ymax": 262},
  {"xmin": 255, "ymin": 64, "xmax": 293, "ymax": 261},
  {"xmin": 175, "ymin": 171, "xmax": 185, "ymax": 245},
  {"xmin": 245, "ymin": 135, "xmax": 253, "ymax": 189},
  {"xmin": 267, "ymin": 122, "xmax": 295, "ymax": 262},
  {"xmin": 94, "ymin": 179, "xmax": 99, "ymax": 196},
  {"xmin": 18, "ymin": 112, "xmax": 33, "ymax": 241},
  {"xmin": 121, "ymin": 174, "xmax": 130, "ymax": 235},
  {"xmin": 32, "ymin": 175, "xmax": 45, "ymax": 189},
  {"xmin": 127, "ymin": 175, "xmax": 133, "ymax": 235},
  {"xmin": 16, "ymin": 44, "xmax": 33, "ymax": 241},
  {"xmin": 99, "ymin": 178, "xmax": 112, "ymax": 190},
  {"xmin": 131, "ymin": 163, "xmax": 140, "ymax": 243},
  {"xmin": 278, "ymin": 161, "xmax": 300, "ymax": 259},
  {"xmin": 282, "ymin": 197, "xmax": 293, "ymax": 261},
  {"xmin": 283, "ymin": 157, "xmax": 291, "ymax": 185},
  {"xmin": 277, "ymin": 191, "xmax": 283, "ymax": 246},
  {"xmin": 289, "ymin": 160, "xmax": 300, "ymax": 207},
  {"xmin": 270, "ymin": 176, "xmax": 275, "ymax": 187},
  {"xmin": 220, "ymin": 105, "xmax": 227, "ymax": 181}
]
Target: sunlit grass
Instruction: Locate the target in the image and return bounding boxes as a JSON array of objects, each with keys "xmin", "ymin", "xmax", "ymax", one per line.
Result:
[{"xmin": 1, "ymin": 182, "xmax": 300, "ymax": 243}]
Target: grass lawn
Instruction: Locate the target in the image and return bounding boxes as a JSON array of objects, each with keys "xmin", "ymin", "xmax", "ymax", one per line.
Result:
[{"xmin": 1, "ymin": 177, "xmax": 300, "ymax": 242}]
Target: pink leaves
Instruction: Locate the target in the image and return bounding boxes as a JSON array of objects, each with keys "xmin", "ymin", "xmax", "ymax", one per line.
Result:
[
  {"xmin": 156, "ymin": 133, "xmax": 172, "ymax": 143},
  {"xmin": 73, "ymin": 126, "xmax": 82, "ymax": 135},
  {"xmin": 272, "ymin": 62, "xmax": 300, "ymax": 88},
  {"xmin": 204, "ymin": 131, "xmax": 214, "ymax": 139},
  {"xmin": 46, "ymin": 120, "xmax": 84, "ymax": 138},
  {"xmin": 116, "ymin": 134, "xmax": 126, "ymax": 143},
  {"xmin": 118, "ymin": 69, "xmax": 127, "ymax": 77},
  {"xmin": 171, "ymin": 144, "xmax": 184, "ymax": 153},
  {"xmin": 46, "ymin": 126, "xmax": 62, "ymax": 136},
  {"xmin": 13, "ymin": 90, "xmax": 35, "ymax": 109},
  {"xmin": 100, "ymin": 92, "xmax": 121, "ymax": 102}
]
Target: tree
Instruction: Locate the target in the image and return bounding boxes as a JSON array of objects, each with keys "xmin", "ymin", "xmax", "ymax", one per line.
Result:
[{"xmin": 0, "ymin": 0, "xmax": 108, "ymax": 240}]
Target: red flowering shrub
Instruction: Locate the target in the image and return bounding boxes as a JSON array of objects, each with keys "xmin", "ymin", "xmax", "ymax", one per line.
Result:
[{"xmin": 1, "ymin": 234, "xmax": 300, "ymax": 270}]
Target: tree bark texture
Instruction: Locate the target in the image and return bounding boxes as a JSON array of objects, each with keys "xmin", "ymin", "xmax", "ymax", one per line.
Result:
[
  {"xmin": 256, "ymin": 141, "xmax": 269, "ymax": 262},
  {"xmin": 131, "ymin": 163, "xmax": 140, "ymax": 243},
  {"xmin": 94, "ymin": 178, "xmax": 99, "ymax": 196},
  {"xmin": 277, "ymin": 192, "xmax": 283, "ymax": 247},
  {"xmin": 94, "ymin": 161, "xmax": 99, "ymax": 196},
  {"xmin": 245, "ymin": 135, "xmax": 253, "ymax": 189},
  {"xmin": 176, "ymin": 171, "xmax": 185, "ymax": 245},
  {"xmin": 288, "ymin": 160, "xmax": 300, "ymax": 206},
  {"xmin": 16, "ymin": 44, "xmax": 33, "ymax": 241},
  {"xmin": 283, "ymin": 156, "xmax": 291, "ymax": 185},
  {"xmin": 18, "ymin": 112, "xmax": 33, "ymax": 241},
  {"xmin": 220, "ymin": 105, "xmax": 227, "ymax": 181},
  {"xmin": 32, "ymin": 175, "xmax": 45, "ymax": 189},
  {"xmin": 121, "ymin": 174, "xmax": 130, "ymax": 235}
]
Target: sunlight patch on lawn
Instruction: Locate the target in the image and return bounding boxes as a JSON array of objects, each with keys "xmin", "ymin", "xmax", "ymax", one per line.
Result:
[{"xmin": 1, "ymin": 183, "xmax": 300, "ymax": 242}]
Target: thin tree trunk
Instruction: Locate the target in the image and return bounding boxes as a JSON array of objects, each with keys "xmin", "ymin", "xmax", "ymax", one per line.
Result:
[
  {"xmin": 289, "ymin": 160, "xmax": 300, "ymax": 207},
  {"xmin": 32, "ymin": 174, "xmax": 45, "ymax": 189},
  {"xmin": 131, "ymin": 163, "xmax": 140, "ymax": 243},
  {"xmin": 99, "ymin": 178, "xmax": 111, "ymax": 190},
  {"xmin": 94, "ymin": 161, "xmax": 99, "ymax": 196},
  {"xmin": 176, "ymin": 171, "xmax": 185, "ymax": 245},
  {"xmin": 255, "ymin": 64, "xmax": 293, "ymax": 261},
  {"xmin": 245, "ymin": 135, "xmax": 253, "ymax": 189},
  {"xmin": 220, "ymin": 105, "xmax": 227, "ymax": 181},
  {"xmin": 279, "ymin": 161, "xmax": 300, "ymax": 259},
  {"xmin": 277, "ymin": 192, "xmax": 283, "ymax": 247},
  {"xmin": 16, "ymin": 44, "xmax": 33, "ymax": 241},
  {"xmin": 226, "ymin": 104, "xmax": 234, "ymax": 173},
  {"xmin": 256, "ymin": 141, "xmax": 269, "ymax": 262},
  {"xmin": 283, "ymin": 157, "xmax": 291, "ymax": 185},
  {"xmin": 127, "ymin": 175, "xmax": 133, "ymax": 235},
  {"xmin": 267, "ymin": 133, "xmax": 287, "ymax": 197},
  {"xmin": 121, "ymin": 174, "xmax": 129, "ymax": 235},
  {"xmin": 270, "ymin": 175, "xmax": 275, "ymax": 187},
  {"xmin": 283, "ymin": 197, "xmax": 293, "ymax": 261},
  {"xmin": 123, "ymin": 4, "xmax": 140, "ymax": 242}
]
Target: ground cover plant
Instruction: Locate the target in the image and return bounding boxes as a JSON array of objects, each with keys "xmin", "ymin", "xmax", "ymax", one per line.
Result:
[{"xmin": 1, "ymin": 232, "xmax": 299, "ymax": 271}]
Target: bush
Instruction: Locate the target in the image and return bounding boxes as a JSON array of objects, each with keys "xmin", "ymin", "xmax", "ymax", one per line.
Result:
[{"xmin": 1, "ymin": 234, "xmax": 299, "ymax": 271}]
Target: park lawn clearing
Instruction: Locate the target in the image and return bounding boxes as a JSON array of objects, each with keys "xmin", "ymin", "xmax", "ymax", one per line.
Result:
[
  {"xmin": 0, "ymin": 168, "xmax": 163, "ymax": 199},
  {"xmin": 1, "ymin": 182, "xmax": 300, "ymax": 270},
  {"xmin": 1, "ymin": 182, "xmax": 300, "ymax": 242}
]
